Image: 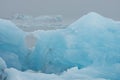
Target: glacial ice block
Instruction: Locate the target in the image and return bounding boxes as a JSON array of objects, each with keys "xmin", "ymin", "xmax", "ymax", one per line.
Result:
[
  {"xmin": 29, "ymin": 12, "xmax": 120, "ymax": 76},
  {"xmin": 0, "ymin": 12, "xmax": 120, "ymax": 80},
  {"xmin": 66, "ymin": 12, "xmax": 120, "ymax": 66},
  {"xmin": 0, "ymin": 19, "xmax": 28, "ymax": 70},
  {"xmin": 28, "ymin": 30, "xmax": 74, "ymax": 73}
]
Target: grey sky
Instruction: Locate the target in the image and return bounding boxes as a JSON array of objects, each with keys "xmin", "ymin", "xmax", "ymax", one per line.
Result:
[{"xmin": 0, "ymin": 0, "xmax": 120, "ymax": 23}]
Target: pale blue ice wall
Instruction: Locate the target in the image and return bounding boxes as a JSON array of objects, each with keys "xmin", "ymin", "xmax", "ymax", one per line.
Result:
[
  {"xmin": 66, "ymin": 12, "xmax": 120, "ymax": 66},
  {"xmin": 0, "ymin": 19, "xmax": 29, "ymax": 70}
]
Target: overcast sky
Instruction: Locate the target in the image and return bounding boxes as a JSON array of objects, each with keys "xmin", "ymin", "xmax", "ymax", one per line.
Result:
[{"xmin": 0, "ymin": 0, "xmax": 120, "ymax": 23}]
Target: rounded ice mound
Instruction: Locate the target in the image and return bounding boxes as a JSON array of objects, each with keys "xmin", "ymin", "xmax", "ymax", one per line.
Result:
[
  {"xmin": 67, "ymin": 12, "xmax": 120, "ymax": 65},
  {"xmin": 68, "ymin": 12, "xmax": 117, "ymax": 32}
]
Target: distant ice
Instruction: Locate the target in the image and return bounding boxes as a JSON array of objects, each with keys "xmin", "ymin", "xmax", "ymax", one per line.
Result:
[{"xmin": 10, "ymin": 14, "xmax": 67, "ymax": 32}]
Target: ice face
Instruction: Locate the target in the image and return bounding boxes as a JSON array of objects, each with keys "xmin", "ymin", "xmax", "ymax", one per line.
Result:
[
  {"xmin": 28, "ymin": 30, "xmax": 72, "ymax": 73},
  {"xmin": 64, "ymin": 12, "xmax": 120, "ymax": 79},
  {"xmin": 29, "ymin": 30, "xmax": 90, "ymax": 73},
  {"xmin": 0, "ymin": 19, "xmax": 29, "ymax": 70}
]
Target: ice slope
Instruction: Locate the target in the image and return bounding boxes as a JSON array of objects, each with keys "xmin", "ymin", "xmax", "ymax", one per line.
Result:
[
  {"xmin": 64, "ymin": 12, "xmax": 120, "ymax": 79},
  {"xmin": 0, "ymin": 19, "xmax": 29, "ymax": 70},
  {"xmin": 28, "ymin": 30, "xmax": 73, "ymax": 73},
  {"xmin": 66, "ymin": 12, "xmax": 120, "ymax": 66}
]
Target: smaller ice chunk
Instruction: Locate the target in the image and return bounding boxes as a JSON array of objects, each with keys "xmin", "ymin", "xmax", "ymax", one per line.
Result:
[
  {"xmin": 0, "ymin": 57, "xmax": 7, "ymax": 69},
  {"xmin": 0, "ymin": 50, "xmax": 22, "ymax": 70},
  {"xmin": 0, "ymin": 57, "xmax": 7, "ymax": 80}
]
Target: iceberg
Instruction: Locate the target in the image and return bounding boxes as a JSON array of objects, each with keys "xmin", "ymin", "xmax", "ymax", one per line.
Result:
[
  {"xmin": 28, "ymin": 30, "xmax": 72, "ymax": 73},
  {"xmin": 0, "ymin": 12, "xmax": 120, "ymax": 80}
]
